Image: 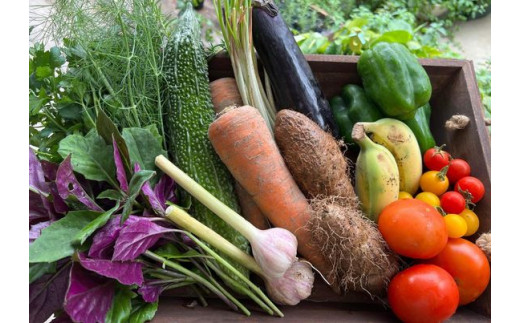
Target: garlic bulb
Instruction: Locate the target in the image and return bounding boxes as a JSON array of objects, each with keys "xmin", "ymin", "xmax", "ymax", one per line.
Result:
[
  {"xmin": 250, "ymin": 227, "xmax": 298, "ymax": 278},
  {"xmin": 265, "ymin": 259, "xmax": 314, "ymax": 305}
]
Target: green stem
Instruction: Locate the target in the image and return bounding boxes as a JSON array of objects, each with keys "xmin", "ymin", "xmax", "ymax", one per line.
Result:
[
  {"xmin": 206, "ymin": 260, "xmax": 274, "ymax": 316},
  {"xmin": 184, "ymin": 232, "xmax": 284, "ymax": 318},
  {"xmin": 155, "ymin": 156, "xmax": 260, "ymax": 242},
  {"xmin": 165, "ymin": 205, "xmax": 263, "ymax": 275},
  {"xmin": 143, "ymin": 250, "xmax": 247, "ymax": 315},
  {"xmin": 190, "ymin": 285, "xmax": 209, "ymax": 307}
]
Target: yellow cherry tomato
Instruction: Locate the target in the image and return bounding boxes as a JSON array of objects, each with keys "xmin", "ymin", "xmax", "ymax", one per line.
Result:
[
  {"xmin": 399, "ymin": 191, "xmax": 414, "ymax": 200},
  {"xmin": 415, "ymin": 191, "xmax": 441, "ymax": 207},
  {"xmin": 419, "ymin": 171, "xmax": 449, "ymax": 196},
  {"xmin": 459, "ymin": 209, "xmax": 480, "ymax": 236},
  {"xmin": 444, "ymin": 214, "xmax": 467, "ymax": 238}
]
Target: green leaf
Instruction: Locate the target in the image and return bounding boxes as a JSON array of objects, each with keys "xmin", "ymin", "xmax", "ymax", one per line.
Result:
[
  {"xmin": 29, "ymin": 262, "xmax": 57, "ymax": 284},
  {"xmin": 129, "ymin": 302, "xmax": 158, "ymax": 323},
  {"xmin": 121, "ymin": 170, "xmax": 156, "ymax": 223},
  {"xmin": 74, "ymin": 202, "xmax": 120, "ymax": 245},
  {"xmin": 371, "ymin": 30, "xmax": 413, "ymax": 46},
  {"xmin": 122, "ymin": 128, "xmax": 166, "ymax": 172},
  {"xmin": 347, "ymin": 17, "xmax": 368, "ymax": 30},
  {"xmin": 58, "ymin": 103, "xmax": 83, "ymax": 120},
  {"xmin": 29, "ymin": 211, "xmax": 100, "ymax": 263},
  {"xmin": 97, "ymin": 189, "xmax": 125, "ymax": 201},
  {"xmin": 58, "ymin": 130, "xmax": 118, "ymax": 187},
  {"xmin": 105, "ymin": 286, "xmax": 135, "ymax": 323},
  {"xmin": 36, "ymin": 66, "xmax": 53, "ymax": 79},
  {"xmin": 154, "ymin": 243, "xmax": 208, "ymax": 261},
  {"xmin": 49, "ymin": 46, "xmax": 66, "ymax": 68},
  {"xmin": 144, "ymin": 124, "xmax": 163, "ymax": 148}
]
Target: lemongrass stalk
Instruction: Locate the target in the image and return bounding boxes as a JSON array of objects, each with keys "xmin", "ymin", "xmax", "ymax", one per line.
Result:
[{"xmin": 156, "ymin": 155, "xmax": 258, "ymax": 242}]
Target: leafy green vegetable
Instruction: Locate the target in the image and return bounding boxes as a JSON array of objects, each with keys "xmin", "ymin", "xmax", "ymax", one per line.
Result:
[
  {"xmin": 29, "ymin": 210, "xmax": 100, "ymax": 263},
  {"xmin": 74, "ymin": 202, "xmax": 120, "ymax": 245},
  {"xmin": 122, "ymin": 128, "xmax": 167, "ymax": 173},
  {"xmin": 129, "ymin": 302, "xmax": 158, "ymax": 323},
  {"xmin": 105, "ymin": 286, "xmax": 135, "ymax": 323},
  {"xmin": 58, "ymin": 130, "xmax": 118, "ymax": 187},
  {"xmin": 121, "ymin": 170, "xmax": 156, "ymax": 223}
]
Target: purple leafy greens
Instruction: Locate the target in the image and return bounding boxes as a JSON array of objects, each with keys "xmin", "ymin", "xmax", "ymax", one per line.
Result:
[
  {"xmin": 138, "ymin": 282, "xmax": 163, "ymax": 303},
  {"xmin": 29, "ymin": 147, "xmax": 50, "ymax": 195},
  {"xmin": 78, "ymin": 253, "xmax": 144, "ymax": 286},
  {"xmin": 113, "ymin": 136, "xmax": 129, "ymax": 192},
  {"xmin": 64, "ymin": 262, "xmax": 115, "ymax": 323},
  {"xmin": 29, "ymin": 261, "xmax": 71, "ymax": 323},
  {"xmin": 88, "ymin": 215, "xmax": 140, "ymax": 259},
  {"xmin": 113, "ymin": 217, "xmax": 174, "ymax": 261},
  {"xmin": 56, "ymin": 155, "xmax": 103, "ymax": 211}
]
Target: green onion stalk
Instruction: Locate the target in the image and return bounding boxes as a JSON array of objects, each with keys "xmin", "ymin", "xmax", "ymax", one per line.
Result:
[{"xmin": 213, "ymin": 0, "xmax": 277, "ymax": 134}]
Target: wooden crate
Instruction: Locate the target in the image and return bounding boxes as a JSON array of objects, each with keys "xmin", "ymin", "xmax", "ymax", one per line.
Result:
[{"xmin": 153, "ymin": 55, "xmax": 491, "ymax": 322}]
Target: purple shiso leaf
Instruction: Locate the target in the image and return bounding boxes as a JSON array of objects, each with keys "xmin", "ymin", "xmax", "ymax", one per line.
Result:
[
  {"xmin": 134, "ymin": 162, "xmax": 163, "ymax": 215},
  {"xmin": 64, "ymin": 262, "xmax": 115, "ymax": 323},
  {"xmin": 39, "ymin": 159, "xmax": 69, "ymax": 215},
  {"xmin": 29, "ymin": 220, "xmax": 52, "ymax": 243},
  {"xmin": 113, "ymin": 137, "xmax": 129, "ymax": 192},
  {"xmin": 56, "ymin": 155, "xmax": 103, "ymax": 212},
  {"xmin": 29, "ymin": 190, "xmax": 53, "ymax": 223},
  {"xmin": 138, "ymin": 282, "xmax": 163, "ymax": 303},
  {"xmin": 141, "ymin": 173, "xmax": 176, "ymax": 216},
  {"xmin": 40, "ymin": 159, "xmax": 59, "ymax": 181},
  {"xmin": 154, "ymin": 174, "xmax": 177, "ymax": 209},
  {"xmin": 29, "ymin": 147, "xmax": 49, "ymax": 195},
  {"xmin": 29, "ymin": 261, "xmax": 71, "ymax": 323},
  {"xmin": 112, "ymin": 218, "xmax": 174, "ymax": 261},
  {"xmin": 88, "ymin": 215, "xmax": 140, "ymax": 259},
  {"xmin": 78, "ymin": 253, "xmax": 144, "ymax": 286}
]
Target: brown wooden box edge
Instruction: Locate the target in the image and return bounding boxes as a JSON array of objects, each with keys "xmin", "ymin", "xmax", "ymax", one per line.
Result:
[{"xmin": 153, "ymin": 54, "xmax": 491, "ymax": 322}]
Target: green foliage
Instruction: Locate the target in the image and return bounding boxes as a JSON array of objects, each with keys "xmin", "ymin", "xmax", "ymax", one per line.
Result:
[
  {"xmin": 29, "ymin": 43, "xmax": 96, "ymax": 162},
  {"xmin": 476, "ymin": 60, "xmax": 491, "ymax": 130}
]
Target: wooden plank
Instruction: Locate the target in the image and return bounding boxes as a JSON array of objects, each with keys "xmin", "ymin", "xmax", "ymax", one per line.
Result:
[{"xmin": 152, "ymin": 297, "xmax": 489, "ymax": 322}]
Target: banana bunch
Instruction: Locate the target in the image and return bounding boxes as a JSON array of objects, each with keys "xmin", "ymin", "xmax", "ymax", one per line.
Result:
[{"xmin": 352, "ymin": 118, "xmax": 423, "ymax": 221}]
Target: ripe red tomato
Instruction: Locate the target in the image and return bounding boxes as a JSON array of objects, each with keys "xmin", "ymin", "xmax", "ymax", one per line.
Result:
[
  {"xmin": 455, "ymin": 176, "xmax": 485, "ymax": 203},
  {"xmin": 425, "ymin": 238, "xmax": 491, "ymax": 305},
  {"xmin": 424, "ymin": 146, "xmax": 451, "ymax": 171},
  {"xmin": 440, "ymin": 191, "xmax": 466, "ymax": 214},
  {"xmin": 388, "ymin": 264, "xmax": 459, "ymax": 323},
  {"xmin": 378, "ymin": 199, "xmax": 448, "ymax": 259},
  {"xmin": 447, "ymin": 158, "xmax": 471, "ymax": 183}
]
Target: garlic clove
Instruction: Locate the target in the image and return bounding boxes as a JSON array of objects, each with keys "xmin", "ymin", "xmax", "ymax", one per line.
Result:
[
  {"xmin": 250, "ymin": 227, "xmax": 298, "ymax": 278},
  {"xmin": 265, "ymin": 259, "xmax": 315, "ymax": 305}
]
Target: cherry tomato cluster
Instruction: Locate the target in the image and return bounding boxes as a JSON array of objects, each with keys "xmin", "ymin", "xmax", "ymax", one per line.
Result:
[
  {"xmin": 384, "ymin": 145, "xmax": 490, "ymax": 322},
  {"xmin": 399, "ymin": 145, "xmax": 485, "ymax": 239}
]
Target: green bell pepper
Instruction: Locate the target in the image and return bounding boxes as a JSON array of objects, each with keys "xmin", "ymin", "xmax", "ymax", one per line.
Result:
[
  {"xmin": 341, "ymin": 84, "xmax": 383, "ymax": 123},
  {"xmin": 403, "ymin": 103, "xmax": 437, "ymax": 154},
  {"xmin": 330, "ymin": 96, "xmax": 355, "ymax": 143},
  {"xmin": 357, "ymin": 42, "xmax": 432, "ymax": 120},
  {"xmin": 330, "ymin": 84, "xmax": 383, "ymax": 143}
]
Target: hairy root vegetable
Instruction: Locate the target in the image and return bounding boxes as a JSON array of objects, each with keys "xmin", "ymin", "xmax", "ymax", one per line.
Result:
[
  {"xmin": 275, "ymin": 109, "xmax": 399, "ymax": 295},
  {"xmin": 274, "ymin": 109, "xmax": 355, "ymax": 199},
  {"xmin": 309, "ymin": 196, "xmax": 400, "ymax": 295}
]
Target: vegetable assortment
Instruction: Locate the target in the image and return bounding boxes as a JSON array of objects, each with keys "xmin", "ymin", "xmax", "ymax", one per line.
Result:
[{"xmin": 29, "ymin": 1, "xmax": 490, "ymax": 322}]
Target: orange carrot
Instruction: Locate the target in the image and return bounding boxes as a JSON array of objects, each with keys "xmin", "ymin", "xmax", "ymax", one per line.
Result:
[
  {"xmin": 234, "ymin": 182, "xmax": 271, "ymax": 230},
  {"xmin": 210, "ymin": 78, "xmax": 270, "ymax": 231},
  {"xmin": 210, "ymin": 77, "xmax": 244, "ymax": 114},
  {"xmin": 208, "ymin": 105, "xmax": 335, "ymax": 284}
]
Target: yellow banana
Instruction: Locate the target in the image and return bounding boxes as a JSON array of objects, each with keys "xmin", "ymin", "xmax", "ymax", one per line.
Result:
[
  {"xmin": 357, "ymin": 118, "xmax": 422, "ymax": 195},
  {"xmin": 352, "ymin": 123, "xmax": 399, "ymax": 222}
]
